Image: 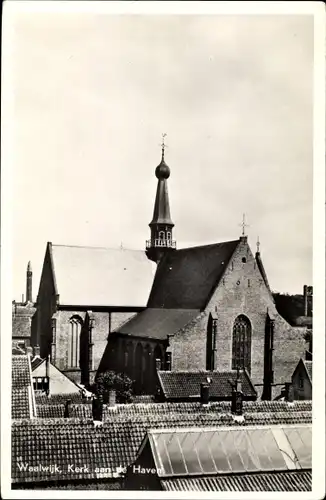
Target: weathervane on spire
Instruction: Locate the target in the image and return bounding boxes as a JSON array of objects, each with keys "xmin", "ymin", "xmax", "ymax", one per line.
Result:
[
  {"xmin": 256, "ymin": 236, "xmax": 260, "ymax": 253},
  {"xmin": 161, "ymin": 133, "xmax": 167, "ymax": 160},
  {"xmin": 239, "ymin": 213, "xmax": 249, "ymax": 236}
]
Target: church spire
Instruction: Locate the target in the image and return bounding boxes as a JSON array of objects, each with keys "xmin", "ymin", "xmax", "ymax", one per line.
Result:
[{"xmin": 146, "ymin": 135, "xmax": 176, "ymax": 263}]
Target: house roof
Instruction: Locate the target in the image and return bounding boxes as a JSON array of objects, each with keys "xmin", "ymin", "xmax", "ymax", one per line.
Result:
[
  {"xmin": 157, "ymin": 370, "xmax": 257, "ymax": 400},
  {"xmin": 12, "ymin": 400, "xmax": 312, "ymax": 484},
  {"xmin": 304, "ymin": 360, "xmax": 312, "ymax": 382},
  {"xmin": 161, "ymin": 471, "xmax": 312, "ymax": 492},
  {"xmin": 12, "ymin": 355, "xmax": 36, "ymax": 419},
  {"xmin": 12, "ymin": 302, "xmax": 36, "ymax": 338},
  {"xmin": 49, "ymin": 243, "xmax": 156, "ymax": 307},
  {"xmin": 147, "ymin": 240, "xmax": 239, "ymax": 309},
  {"xmin": 115, "ymin": 308, "xmax": 200, "ymax": 339}
]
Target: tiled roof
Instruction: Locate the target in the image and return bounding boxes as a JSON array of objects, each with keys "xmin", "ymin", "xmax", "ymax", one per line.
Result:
[
  {"xmin": 12, "ymin": 355, "xmax": 36, "ymax": 419},
  {"xmin": 11, "ymin": 419, "xmax": 138, "ymax": 484},
  {"xmin": 161, "ymin": 471, "xmax": 312, "ymax": 492},
  {"xmin": 12, "ymin": 355, "xmax": 31, "ymax": 389},
  {"xmin": 35, "ymin": 393, "xmax": 91, "ymax": 405},
  {"xmin": 304, "ymin": 360, "xmax": 312, "ymax": 382},
  {"xmin": 147, "ymin": 240, "xmax": 239, "ymax": 309},
  {"xmin": 36, "ymin": 400, "xmax": 312, "ymax": 420},
  {"xmin": 115, "ymin": 308, "xmax": 199, "ymax": 339},
  {"xmin": 157, "ymin": 370, "xmax": 257, "ymax": 400},
  {"xmin": 13, "ymin": 400, "xmax": 312, "ymax": 484},
  {"xmin": 49, "ymin": 243, "xmax": 156, "ymax": 307}
]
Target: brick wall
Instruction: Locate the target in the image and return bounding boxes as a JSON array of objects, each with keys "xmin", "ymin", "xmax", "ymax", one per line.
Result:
[{"xmin": 171, "ymin": 238, "xmax": 306, "ymax": 388}]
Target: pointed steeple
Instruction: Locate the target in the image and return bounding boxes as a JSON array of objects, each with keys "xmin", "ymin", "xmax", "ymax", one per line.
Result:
[{"xmin": 146, "ymin": 135, "xmax": 176, "ymax": 263}]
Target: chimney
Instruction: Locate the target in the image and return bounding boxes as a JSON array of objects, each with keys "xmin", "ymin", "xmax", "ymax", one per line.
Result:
[
  {"xmin": 200, "ymin": 382, "xmax": 210, "ymax": 405},
  {"xmin": 284, "ymin": 382, "xmax": 294, "ymax": 403},
  {"xmin": 165, "ymin": 351, "xmax": 172, "ymax": 371},
  {"xmin": 155, "ymin": 358, "xmax": 161, "ymax": 372},
  {"xmin": 92, "ymin": 395, "xmax": 103, "ymax": 423},
  {"xmin": 64, "ymin": 399, "xmax": 72, "ymax": 418},
  {"xmin": 108, "ymin": 388, "xmax": 116, "ymax": 407},
  {"xmin": 26, "ymin": 346, "xmax": 33, "ymax": 357},
  {"xmin": 231, "ymin": 372, "xmax": 243, "ymax": 416},
  {"xmin": 26, "ymin": 261, "xmax": 32, "ymax": 303},
  {"xmin": 33, "ymin": 345, "xmax": 40, "ymax": 358}
]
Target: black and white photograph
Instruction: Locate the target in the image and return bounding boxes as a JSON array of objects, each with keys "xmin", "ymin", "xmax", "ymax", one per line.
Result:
[{"xmin": 1, "ymin": 1, "xmax": 325, "ymax": 498}]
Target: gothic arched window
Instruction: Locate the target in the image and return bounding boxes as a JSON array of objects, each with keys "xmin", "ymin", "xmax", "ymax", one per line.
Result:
[
  {"xmin": 232, "ymin": 315, "xmax": 252, "ymax": 374},
  {"xmin": 68, "ymin": 316, "xmax": 82, "ymax": 368}
]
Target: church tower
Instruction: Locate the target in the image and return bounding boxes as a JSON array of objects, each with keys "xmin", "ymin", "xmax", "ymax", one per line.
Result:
[
  {"xmin": 26, "ymin": 261, "xmax": 33, "ymax": 303},
  {"xmin": 146, "ymin": 135, "xmax": 176, "ymax": 263}
]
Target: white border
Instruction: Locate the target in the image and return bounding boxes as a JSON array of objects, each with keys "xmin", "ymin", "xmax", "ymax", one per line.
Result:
[{"xmin": 1, "ymin": 2, "xmax": 325, "ymax": 500}]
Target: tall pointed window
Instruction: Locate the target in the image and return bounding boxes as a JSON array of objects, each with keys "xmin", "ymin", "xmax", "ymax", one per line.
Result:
[
  {"xmin": 232, "ymin": 315, "xmax": 252, "ymax": 373},
  {"xmin": 68, "ymin": 316, "xmax": 82, "ymax": 368}
]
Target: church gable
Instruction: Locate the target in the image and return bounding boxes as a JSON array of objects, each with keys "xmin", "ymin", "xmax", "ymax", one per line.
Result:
[{"xmin": 169, "ymin": 237, "xmax": 306, "ymax": 392}]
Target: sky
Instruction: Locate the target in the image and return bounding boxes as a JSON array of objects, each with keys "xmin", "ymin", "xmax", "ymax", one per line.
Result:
[{"xmin": 5, "ymin": 5, "xmax": 314, "ymax": 300}]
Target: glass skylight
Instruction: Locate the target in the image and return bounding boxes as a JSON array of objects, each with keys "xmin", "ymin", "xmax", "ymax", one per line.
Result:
[{"xmin": 149, "ymin": 425, "xmax": 312, "ymax": 478}]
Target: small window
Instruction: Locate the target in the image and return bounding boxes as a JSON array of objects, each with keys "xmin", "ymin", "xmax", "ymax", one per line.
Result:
[
  {"xmin": 167, "ymin": 232, "xmax": 171, "ymax": 240},
  {"xmin": 299, "ymin": 377, "xmax": 304, "ymax": 389},
  {"xmin": 242, "ymin": 257, "xmax": 246, "ymax": 263},
  {"xmin": 248, "ymin": 279, "xmax": 251, "ymax": 287},
  {"xmin": 33, "ymin": 376, "xmax": 49, "ymax": 392},
  {"xmin": 159, "ymin": 231, "xmax": 165, "ymax": 240}
]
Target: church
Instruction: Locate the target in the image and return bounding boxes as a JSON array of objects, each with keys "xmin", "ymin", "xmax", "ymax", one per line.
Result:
[
  {"xmin": 33, "ymin": 141, "xmax": 309, "ymax": 397},
  {"xmin": 97, "ymin": 143, "xmax": 309, "ymax": 399}
]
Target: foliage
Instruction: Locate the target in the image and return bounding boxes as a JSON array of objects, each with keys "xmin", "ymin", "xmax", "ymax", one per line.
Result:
[{"xmin": 93, "ymin": 371, "xmax": 134, "ymax": 404}]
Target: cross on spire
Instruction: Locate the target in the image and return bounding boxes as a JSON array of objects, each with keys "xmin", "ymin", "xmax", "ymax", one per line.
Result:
[
  {"xmin": 256, "ymin": 236, "xmax": 260, "ymax": 253},
  {"xmin": 160, "ymin": 133, "xmax": 167, "ymax": 160},
  {"xmin": 239, "ymin": 213, "xmax": 249, "ymax": 236}
]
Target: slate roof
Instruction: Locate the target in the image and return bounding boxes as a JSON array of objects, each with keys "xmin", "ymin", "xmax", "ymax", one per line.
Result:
[
  {"xmin": 12, "ymin": 355, "xmax": 36, "ymax": 419},
  {"xmin": 157, "ymin": 370, "xmax": 257, "ymax": 400},
  {"xmin": 161, "ymin": 471, "xmax": 312, "ymax": 492},
  {"xmin": 49, "ymin": 243, "xmax": 156, "ymax": 307},
  {"xmin": 147, "ymin": 240, "xmax": 239, "ymax": 309},
  {"xmin": 115, "ymin": 308, "xmax": 199, "ymax": 339},
  {"xmin": 12, "ymin": 401, "xmax": 312, "ymax": 485}
]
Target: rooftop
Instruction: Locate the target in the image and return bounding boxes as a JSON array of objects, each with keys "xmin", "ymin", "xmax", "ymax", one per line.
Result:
[
  {"xmin": 157, "ymin": 370, "xmax": 257, "ymax": 401},
  {"xmin": 12, "ymin": 355, "xmax": 36, "ymax": 419},
  {"xmin": 48, "ymin": 243, "xmax": 156, "ymax": 307},
  {"xmin": 12, "ymin": 400, "xmax": 312, "ymax": 485},
  {"xmin": 147, "ymin": 240, "xmax": 239, "ymax": 309}
]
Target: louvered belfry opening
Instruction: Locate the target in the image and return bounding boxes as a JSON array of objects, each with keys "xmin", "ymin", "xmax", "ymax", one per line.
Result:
[{"xmin": 232, "ymin": 315, "xmax": 252, "ymax": 374}]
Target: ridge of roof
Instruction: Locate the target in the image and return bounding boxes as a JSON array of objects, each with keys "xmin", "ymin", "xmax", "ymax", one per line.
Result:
[
  {"xmin": 51, "ymin": 242, "xmax": 146, "ymax": 253},
  {"xmin": 174, "ymin": 239, "xmax": 240, "ymax": 253}
]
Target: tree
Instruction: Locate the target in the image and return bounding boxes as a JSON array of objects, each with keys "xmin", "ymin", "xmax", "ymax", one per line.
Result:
[{"xmin": 93, "ymin": 371, "xmax": 134, "ymax": 404}]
